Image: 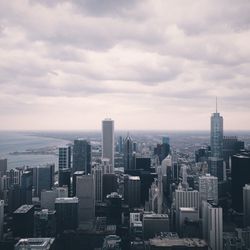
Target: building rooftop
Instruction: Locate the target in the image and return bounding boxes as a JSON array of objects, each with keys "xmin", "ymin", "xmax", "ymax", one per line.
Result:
[
  {"xmin": 15, "ymin": 238, "xmax": 55, "ymax": 249},
  {"xmin": 55, "ymin": 197, "xmax": 78, "ymax": 203},
  {"xmin": 143, "ymin": 213, "xmax": 168, "ymax": 219},
  {"xmin": 129, "ymin": 176, "xmax": 140, "ymax": 181},
  {"xmin": 14, "ymin": 205, "xmax": 34, "ymax": 214},
  {"xmin": 179, "ymin": 207, "xmax": 197, "ymax": 212}
]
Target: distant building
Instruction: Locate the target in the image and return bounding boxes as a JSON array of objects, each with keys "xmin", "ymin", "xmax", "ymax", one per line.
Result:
[
  {"xmin": 72, "ymin": 171, "xmax": 84, "ymax": 196},
  {"xmin": 102, "ymin": 118, "xmax": 114, "ymax": 170},
  {"xmin": 103, "ymin": 173, "xmax": 117, "ymax": 200},
  {"xmin": 58, "ymin": 168, "xmax": 71, "ymax": 195},
  {"xmin": 15, "ymin": 238, "xmax": 55, "ymax": 250},
  {"xmin": 13, "ymin": 205, "xmax": 34, "ymax": 238},
  {"xmin": 58, "ymin": 146, "xmax": 71, "ymax": 170},
  {"xmin": 123, "ymin": 135, "xmax": 134, "ymax": 170},
  {"xmin": 0, "ymin": 159, "xmax": 7, "ymax": 177},
  {"xmin": 231, "ymin": 151, "xmax": 250, "ymax": 212},
  {"xmin": 106, "ymin": 192, "xmax": 122, "ymax": 225},
  {"xmin": 73, "ymin": 139, "xmax": 91, "ymax": 174},
  {"xmin": 0, "ymin": 200, "xmax": 4, "ymax": 239},
  {"xmin": 55, "ymin": 197, "xmax": 78, "ymax": 233},
  {"xmin": 93, "ymin": 164, "xmax": 103, "ymax": 203},
  {"xmin": 102, "ymin": 235, "xmax": 122, "ymax": 250}
]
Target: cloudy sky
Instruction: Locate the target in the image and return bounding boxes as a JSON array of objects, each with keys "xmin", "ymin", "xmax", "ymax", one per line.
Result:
[{"xmin": 0, "ymin": 0, "xmax": 250, "ymax": 130}]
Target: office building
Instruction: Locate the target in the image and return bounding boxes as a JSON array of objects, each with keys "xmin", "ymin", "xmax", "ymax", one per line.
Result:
[
  {"xmin": 123, "ymin": 135, "xmax": 134, "ymax": 170},
  {"xmin": 243, "ymin": 184, "xmax": 250, "ymax": 227},
  {"xmin": 73, "ymin": 139, "xmax": 91, "ymax": 174},
  {"xmin": 102, "ymin": 235, "xmax": 122, "ymax": 250},
  {"xmin": 231, "ymin": 152, "xmax": 250, "ymax": 212},
  {"xmin": 102, "ymin": 118, "xmax": 114, "ymax": 170},
  {"xmin": 0, "ymin": 159, "xmax": 7, "ymax": 177},
  {"xmin": 202, "ymin": 201, "xmax": 223, "ymax": 250},
  {"xmin": 106, "ymin": 192, "xmax": 122, "ymax": 225},
  {"xmin": 34, "ymin": 209, "xmax": 56, "ymax": 237},
  {"xmin": 8, "ymin": 184, "xmax": 22, "ymax": 213},
  {"xmin": 199, "ymin": 174, "xmax": 218, "ymax": 205},
  {"xmin": 21, "ymin": 170, "xmax": 33, "ymax": 205},
  {"xmin": 13, "ymin": 205, "xmax": 34, "ymax": 238},
  {"xmin": 130, "ymin": 213, "xmax": 143, "ymax": 238},
  {"xmin": 143, "ymin": 213, "xmax": 169, "ymax": 239},
  {"xmin": 72, "ymin": 171, "xmax": 84, "ymax": 196},
  {"xmin": 15, "ymin": 238, "xmax": 55, "ymax": 250},
  {"xmin": 0, "ymin": 200, "xmax": 4, "ymax": 239},
  {"xmin": 6, "ymin": 168, "xmax": 22, "ymax": 188},
  {"xmin": 58, "ymin": 168, "xmax": 71, "ymax": 195},
  {"xmin": 58, "ymin": 146, "xmax": 71, "ymax": 170},
  {"xmin": 41, "ymin": 187, "xmax": 68, "ymax": 210},
  {"xmin": 135, "ymin": 157, "xmax": 151, "ymax": 171},
  {"xmin": 33, "ymin": 165, "xmax": 54, "ymax": 198},
  {"xmin": 103, "ymin": 173, "xmax": 118, "ymax": 200},
  {"xmin": 55, "ymin": 197, "xmax": 78, "ymax": 233},
  {"xmin": 175, "ymin": 188, "xmax": 200, "ymax": 211},
  {"xmin": 208, "ymin": 157, "xmax": 224, "ymax": 182},
  {"xmin": 76, "ymin": 175, "xmax": 95, "ymax": 223},
  {"xmin": 93, "ymin": 165, "xmax": 103, "ymax": 202},
  {"xmin": 128, "ymin": 176, "xmax": 141, "ymax": 209}
]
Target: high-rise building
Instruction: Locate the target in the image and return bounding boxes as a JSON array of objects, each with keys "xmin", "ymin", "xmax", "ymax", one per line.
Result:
[
  {"xmin": 102, "ymin": 235, "xmax": 122, "ymax": 250},
  {"xmin": 21, "ymin": 170, "xmax": 33, "ymax": 205},
  {"xmin": 243, "ymin": 184, "xmax": 250, "ymax": 227},
  {"xmin": 93, "ymin": 165, "xmax": 103, "ymax": 202},
  {"xmin": 106, "ymin": 192, "xmax": 122, "ymax": 225},
  {"xmin": 128, "ymin": 176, "xmax": 141, "ymax": 209},
  {"xmin": 76, "ymin": 175, "xmax": 95, "ymax": 223},
  {"xmin": 0, "ymin": 159, "xmax": 7, "ymax": 177},
  {"xmin": 13, "ymin": 205, "xmax": 34, "ymax": 238},
  {"xmin": 33, "ymin": 165, "xmax": 54, "ymax": 198},
  {"xmin": 199, "ymin": 174, "xmax": 218, "ymax": 205},
  {"xmin": 55, "ymin": 197, "xmax": 78, "ymax": 233},
  {"xmin": 6, "ymin": 168, "xmax": 22, "ymax": 188},
  {"xmin": 15, "ymin": 238, "xmax": 55, "ymax": 250},
  {"xmin": 102, "ymin": 118, "xmax": 114, "ymax": 170},
  {"xmin": 103, "ymin": 173, "xmax": 118, "ymax": 200},
  {"xmin": 123, "ymin": 135, "xmax": 134, "ymax": 170},
  {"xmin": 73, "ymin": 139, "xmax": 91, "ymax": 174},
  {"xmin": 72, "ymin": 171, "xmax": 84, "ymax": 196},
  {"xmin": 58, "ymin": 168, "xmax": 71, "ymax": 195},
  {"xmin": 0, "ymin": 200, "xmax": 4, "ymax": 240},
  {"xmin": 202, "ymin": 201, "xmax": 223, "ymax": 250},
  {"xmin": 58, "ymin": 146, "xmax": 71, "ymax": 170},
  {"xmin": 231, "ymin": 152, "xmax": 250, "ymax": 212},
  {"xmin": 210, "ymin": 101, "xmax": 223, "ymax": 158}
]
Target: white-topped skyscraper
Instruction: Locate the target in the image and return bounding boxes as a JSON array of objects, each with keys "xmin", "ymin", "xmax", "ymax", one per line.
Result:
[{"xmin": 102, "ymin": 118, "xmax": 114, "ymax": 171}]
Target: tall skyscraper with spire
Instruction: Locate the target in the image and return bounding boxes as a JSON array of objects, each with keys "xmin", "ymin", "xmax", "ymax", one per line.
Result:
[
  {"xmin": 209, "ymin": 98, "xmax": 224, "ymax": 181},
  {"xmin": 102, "ymin": 118, "xmax": 114, "ymax": 171},
  {"xmin": 210, "ymin": 98, "xmax": 223, "ymax": 158}
]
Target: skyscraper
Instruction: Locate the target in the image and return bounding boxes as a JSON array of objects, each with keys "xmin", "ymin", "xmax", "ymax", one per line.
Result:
[
  {"xmin": 243, "ymin": 184, "xmax": 250, "ymax": 227},
  {"xmin": 102, "ymin": 118, "xmax": 114, "ymax": 170},
  {"xmin": 231, "ymin": 152, "xmax": 250, "ymax": 212},
  {"xmin": 123, "ymin": 135, "xmax": 134, "ymax": 170},
  {"xmin": 0, "ymin": 159, "xmax": 7, "ymax": 177},
  {"xmin": 199, "ymin": 174, "xmax": 218, "ymax": 205},
  {"xmin": 93, "ymin": 164, "xmax": 103, "ymax": 203},
  {"xmin": 209, "ymin": 99, "xmax": 224, "ymax": 181},
  {"xmin": 58, "ymin": 146, "xmax": 71, "ymax": 170},
  {"xmin": 0, "ymin": 200, "xmax": 4, "ymax": 239},
  {"xmin": 210, "ymin": 99, "xmax": 223, "ymax": 158},
  {"xmin": 73, "ymin": 139, "xmax": 91, "ymax": 174}
]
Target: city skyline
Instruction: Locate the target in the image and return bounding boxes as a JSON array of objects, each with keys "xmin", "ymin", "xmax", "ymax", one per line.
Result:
[{"xmin": 0, "ymin": 1, "xmax": 250, "ymax": 130}]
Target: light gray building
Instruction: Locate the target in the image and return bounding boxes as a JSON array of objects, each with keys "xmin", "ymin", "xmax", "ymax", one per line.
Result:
[{"xmin": 102, "ymin": 118, "xmax": 114, "ymax": 170}]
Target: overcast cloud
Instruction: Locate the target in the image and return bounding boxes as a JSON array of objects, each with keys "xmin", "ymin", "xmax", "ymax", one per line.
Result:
[{"xmin": 0, "ymin": 0, "xmax": 250, "ymax": 130}]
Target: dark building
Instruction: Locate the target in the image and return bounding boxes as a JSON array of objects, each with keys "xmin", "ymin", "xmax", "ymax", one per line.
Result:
[
  {"xmin": 34, "ymin": 209, "xmax": 56, "ymax": 237},
  {"xmin": 72, "ymin": 171, "xmax": 84, "ymax": 197},
  {"xmin": 13, "ymin": 205, "xmax": 34, "ymax": 238},
  {"xmin": 32, "ymin": 165, "xmax": 54, "ymax": 198},
  {"xmin": 127, "ymin": 176, "xmax": 141, "ymax": 209},
  {"xmin": 223, "ymin": 136, "xmax": 244, "ymax": 169},
  {"xmin": 208, "ymin": 157, "xmax": 224, "ymax": 181},
  {"xmin": 154, "ymin": 142, "xmax": 170, "ymax": 164},
  {"xmin": 231, "ymin": 152, "xmax": 250, "ymax": 212},
  {"xmin": 195, "ymin": 147, "xmax": 209, "ymax": 163},
  {"xmin": 135, "ymin": 157, "xmax": 151, "ymax": 171},
  {"xmin": 20, "ymin": 170, "xmax": 32, "ymax": 205},
  {"xmin": 106, "ymin": 192, "xmax": 122, "ymax": 225},
  {"xmin": 103, "ymin": 173, "xmax": 118, "ymax": 200},
  {"xmin": 8, "ymin": 184, "xmax": 22, "ymax": 213},
  {"xmin": 0, "ymin": 159, "xmax": 7, "ymax": 177},
  {"xmin": 55, "ymin": 197, "xmax": 78, "ymax": 234},
  {"xmin": 72, "ymin": 139, "xmax": 91, "ymax": 174},
  {"xmin": 123, "ymin": 135, "xmax": 134, "ymax": 170},
  {"xmin": 59, "ymin": 168, "xmax": 71, "ymax": 196}
]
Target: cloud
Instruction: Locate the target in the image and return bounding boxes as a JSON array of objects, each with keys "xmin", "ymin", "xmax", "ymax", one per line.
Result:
[{"xmin": 0, "ymin": 0, "xmax": 250, "ymax": 130}]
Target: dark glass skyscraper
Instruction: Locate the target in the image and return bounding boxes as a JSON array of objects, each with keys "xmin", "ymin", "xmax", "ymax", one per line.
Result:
[
  {"xmin": 123, "ymin": 135, "xmax": 134, "ymax": 170},
  {"xmin": 73, "ymin": 139, "xmax": 91, "ymax": 174}
]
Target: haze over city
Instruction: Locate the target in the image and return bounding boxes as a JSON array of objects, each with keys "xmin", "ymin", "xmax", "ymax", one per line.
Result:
[{"xmin": 0, "ymin": 0, "xmax": 250, "ymax": 130}]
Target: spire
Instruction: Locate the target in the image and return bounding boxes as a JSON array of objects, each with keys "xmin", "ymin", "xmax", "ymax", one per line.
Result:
[{"xmin": 216, "ymin": 96, "xmax": 218, "ymax": 113}]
